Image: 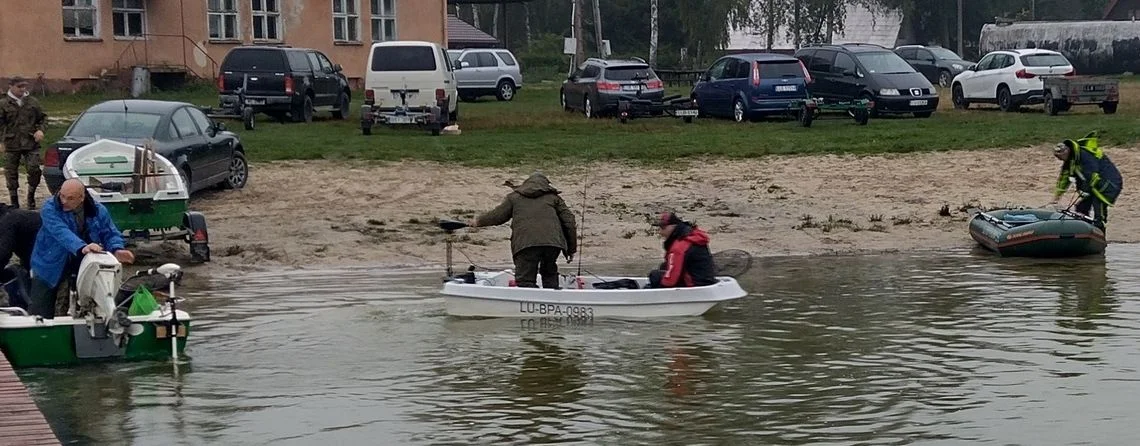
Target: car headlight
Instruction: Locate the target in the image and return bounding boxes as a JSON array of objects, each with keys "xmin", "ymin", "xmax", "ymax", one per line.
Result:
[
  {"xmin": 952, "ymin": 63, "xmax": 963, "ymax": 70},
  {"xmin": 879, "ymin": 88, "xmax": 900, "ymax": 96}
]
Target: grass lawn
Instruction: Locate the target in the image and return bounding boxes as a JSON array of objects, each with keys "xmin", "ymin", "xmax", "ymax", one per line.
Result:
[{"xmin": 37, "ymin": 77, "xmax": 1140, "ymax": 168}]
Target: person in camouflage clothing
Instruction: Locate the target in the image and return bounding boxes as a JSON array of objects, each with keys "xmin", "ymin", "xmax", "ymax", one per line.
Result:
[
  {"xmin": 1, "ymin": 77, "xmax": 48, "ymax": 209},
  {"xmin": 468, "ymin": 172, "xmax": 578, "ymax": 289}
]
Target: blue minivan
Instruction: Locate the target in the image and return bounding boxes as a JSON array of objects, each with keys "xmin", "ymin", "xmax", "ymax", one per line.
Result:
[{"xmin": 691, "ymin": 53, "xmax": 812, "ymax": 122}]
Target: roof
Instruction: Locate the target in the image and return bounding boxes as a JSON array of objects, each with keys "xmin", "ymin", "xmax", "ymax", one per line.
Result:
[
  {"xmin": 728, "ymin": 53, "xmax": 800, "ymax": 62},
  {"xmin": 87, "ymin": 99, "xmax": 191, "ymax": 114},
  {"xmin": 798, "ymin": 43, "xmax": 893, "ymax": 54},
  {"xmin": 988, "ymin": 48, "xmax": 1062, "ymax": 55},
  {"xmin": 447, "ymin": 15, "xmax": 499, "ymax": 46},
  {"xmin": 727, "ymin": 3, "xmax": 903, "ymax": 50},
  {"xmin": 585, "ymin": 57, "xmax": 649, "ymax": 66}
]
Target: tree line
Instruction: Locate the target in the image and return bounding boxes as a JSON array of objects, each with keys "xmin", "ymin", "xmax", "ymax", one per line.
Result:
[{"xmin": 450, "ymin": 0, "xmax": 1110, "ymax": 70}]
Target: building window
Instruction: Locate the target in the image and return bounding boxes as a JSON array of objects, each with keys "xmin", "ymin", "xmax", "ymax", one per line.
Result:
[
  {"xmin": 112, "ymin": 0, "xmax": 145, "ymax": 38},
  {"xmin": 333, "ymin": 0, "xmax": 360, "ymax": 42},
  {"xmin": 370, "ymin": 0, "xmax": 396, "ymax": 42},
  {"xmin": 208, "ymin": 0, "xmax": 239, "ymax": 40},
  {"xmin": 252, "ymin": 0, "xmax": 281, "ymax": 41},
  {"xmin": 62, "ymin": 0, "xmax": 98, "ymax": 39}
]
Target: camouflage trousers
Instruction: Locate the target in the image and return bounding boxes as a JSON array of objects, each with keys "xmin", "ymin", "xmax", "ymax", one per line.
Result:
[{"xmin": 4, "ymin": 149, "xmax": 41, "ymax": 192}]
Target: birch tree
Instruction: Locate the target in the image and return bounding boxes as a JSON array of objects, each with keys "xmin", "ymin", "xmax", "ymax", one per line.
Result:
[{"xmin": 649, "ymin": 0, "xmax": 659, "ymax": 66}]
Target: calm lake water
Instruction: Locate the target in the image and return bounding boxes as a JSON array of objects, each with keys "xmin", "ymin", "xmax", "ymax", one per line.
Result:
[{"xmin": 18, "ymin": 245, "xmax": 1140, "ymax": 445}]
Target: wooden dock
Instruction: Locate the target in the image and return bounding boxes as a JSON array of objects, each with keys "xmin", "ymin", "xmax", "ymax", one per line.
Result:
[{"xmin": 0, "ymin": 353, "xmax": 60, "ymax": 446}]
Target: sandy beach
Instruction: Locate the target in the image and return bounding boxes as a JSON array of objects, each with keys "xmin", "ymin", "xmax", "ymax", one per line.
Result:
[{"xmin": 9, "ymin": 144, "xmax": 1120, "ymax": 275}]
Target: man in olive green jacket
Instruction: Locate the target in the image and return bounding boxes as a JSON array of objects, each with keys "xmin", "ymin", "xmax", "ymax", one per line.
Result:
[
  {"xmin": 0, "ymin": 77, "xmax": 48, "ymax": 209},
  {"xmin": 469, "ymin": 172, "xmax": 578, "ymax": 289}
]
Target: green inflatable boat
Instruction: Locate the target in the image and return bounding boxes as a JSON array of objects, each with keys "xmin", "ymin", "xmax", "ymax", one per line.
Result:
[{"xmin": 969, "ymin": 208, "xmax": 1106, "ymax": 257}]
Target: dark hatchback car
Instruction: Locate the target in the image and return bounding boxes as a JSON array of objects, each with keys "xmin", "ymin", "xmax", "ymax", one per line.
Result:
[
  {"xmin": 691, "ymin": 53, "xmax": 811, "ymax": 122},
  {"xmin": 217, "ymin": 46, "xmax": 352, "ymax": 123},
  {"xmin": 560, "ymin": 57, "xmax": 665, "ymax": 118},
  {"xmin": 795, "ymin": 43, "xmax": 939, "ymax": 117},
  {"xmin": 44, "ymin": 100, "xmax": 249, "ymax": 195},
  {"xmin": 894, "ymin": 45, "xmax": 974, "ymax": 88}
]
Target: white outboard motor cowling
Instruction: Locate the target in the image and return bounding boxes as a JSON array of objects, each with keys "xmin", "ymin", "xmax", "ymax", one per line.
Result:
[{"xmin": 75, "ymin": 252, "xmax": 132, "ymax": 337}]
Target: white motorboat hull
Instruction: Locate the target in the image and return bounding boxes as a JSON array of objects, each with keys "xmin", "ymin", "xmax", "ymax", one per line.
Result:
[{"xmin": 441, "ymin": 271, "xmax": 748, "ymax": 318}]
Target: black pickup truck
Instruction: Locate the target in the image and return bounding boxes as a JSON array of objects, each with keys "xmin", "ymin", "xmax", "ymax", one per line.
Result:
[{"xmin": 217, "ymin": 46, "xmax": 352, "ymax": 123}]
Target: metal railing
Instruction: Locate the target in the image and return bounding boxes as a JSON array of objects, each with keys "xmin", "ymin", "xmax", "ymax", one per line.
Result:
[{"xmin": 113, "ymin": 33, "xmax": 220, "ymax": 81}]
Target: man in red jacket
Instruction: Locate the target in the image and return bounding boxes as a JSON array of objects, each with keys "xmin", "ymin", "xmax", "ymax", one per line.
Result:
[{"xmin": 647, "ymin": 211, "xmax": 717, "ymax": 288}]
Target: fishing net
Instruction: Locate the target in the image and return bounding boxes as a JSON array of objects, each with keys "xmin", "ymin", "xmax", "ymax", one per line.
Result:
[{"xmin": 713, "ymin": 249, "xmax": 753, "ymax": 277}]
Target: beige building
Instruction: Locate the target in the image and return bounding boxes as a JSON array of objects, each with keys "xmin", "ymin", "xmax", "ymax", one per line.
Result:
[{"xmin": 0, "ymin": 0, "xmax": 448, "ymax": 92}]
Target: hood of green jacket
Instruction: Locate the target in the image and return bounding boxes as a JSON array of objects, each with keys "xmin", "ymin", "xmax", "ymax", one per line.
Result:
[{"xmin": 515, "ymin": 172, "xmax": 560, "ymax": 198}]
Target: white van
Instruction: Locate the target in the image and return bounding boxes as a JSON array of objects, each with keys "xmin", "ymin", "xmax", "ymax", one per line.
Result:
[{"xmin": 362, "ymin": 41, "xmax": 459, "ymax": 134}]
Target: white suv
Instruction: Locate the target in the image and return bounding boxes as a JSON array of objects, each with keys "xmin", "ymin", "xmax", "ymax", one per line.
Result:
[
  {"xmin": 447, "ymin": 48, "xmax": 524, "ymax": 102},
  {"xmin": 951, "ymin": 49, "xmax": 1074, "ymax": 112}
]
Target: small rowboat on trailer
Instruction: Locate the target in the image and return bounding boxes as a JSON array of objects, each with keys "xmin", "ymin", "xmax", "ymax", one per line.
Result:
[
  {"xmin": 968, "ymin": 208, "xmax": 1106, "ymax": 258},
  {"xmin": 434, "ymin": 219, "xmax": 751, "ymax": 319}
]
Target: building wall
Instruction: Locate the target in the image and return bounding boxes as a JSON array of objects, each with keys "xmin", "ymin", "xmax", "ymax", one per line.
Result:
[
  {"xmin": 979, "ymin": 21, "xmax": 1140, "ymax": 75},
  {"xmin": 0, "ymin": 0, "xmax": 447, "ymax": 92}
]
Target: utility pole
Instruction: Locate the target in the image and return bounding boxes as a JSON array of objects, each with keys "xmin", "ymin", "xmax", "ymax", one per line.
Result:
[
  {"xmin": 574, "ymin": 0, "xmax": 585, "ymax": 65},
  {"xmin": 1031, "ymin": 0, "xmax": 1036, "ymax": 20},
  {"xmin": 957, "ymin": 0, "xmax": 964, "ymax": 57},
  {"xmin": 593, "ymin": 0, "xmax": 605, "ymax": 56}
]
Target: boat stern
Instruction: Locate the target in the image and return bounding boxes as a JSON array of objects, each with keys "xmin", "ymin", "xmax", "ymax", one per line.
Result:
[{"xmin": 0, "ymin": 308, "xmax": 191, "ymax": 368}]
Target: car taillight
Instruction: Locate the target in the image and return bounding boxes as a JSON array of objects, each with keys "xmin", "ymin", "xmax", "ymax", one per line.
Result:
[
  {"xmin": 1015, "ymin": 69, "xmax": 1036, "ymax": 79},
  {"xmin": 799, "ymin": 60, "xmax": 813, "ymax": 84},
  {"xmin": 216, "ymin": 75, "xmax": 224, "ymax": 91},
  {"xmin": 436, "ymin": 88, "xmax": 447, "ymax": 101},
  {"xmin": 597, "ymin": 82, "xmax": 620, "ymax": 91},
  {"xmin": 284, "ymin": 76, "xmax": 294, "ymax": 95},
  {"xmin": 365, "ymin": 89, "xmax": 375, "ymax": 104},
  {"xmin": 751, "ymin": 62, "xmax": 761, "ymax": 87},
  {"xmin": 647, "ymin": 79, "xmax": 663, "ymax": 89},
  {"xmin": 43, "ymin": 146, "xmax": 59, "ymax": 167},
  {"xmin": 1064, "ymin": 69, "xmax": 1076, "ymax": 77}
]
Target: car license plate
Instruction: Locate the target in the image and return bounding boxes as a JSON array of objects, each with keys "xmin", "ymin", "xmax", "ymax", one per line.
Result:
[
  {"xmin": 1084, "ymin": 85, "xmax": 1105, "ymax": 92},
  {"xmin": 675, "ymin": 109, "xmax": 699, "ymax": 117},
  {"xmin": 387, "ymin": 115, "xmax": 413, "ymax": 124},
  {"xmin": 909, "ymin": 99, "xmax": 928, "ymax": 106},
  {"xmin": 775, "ymin": 85, "xmax": 797, "ymax": 92},
  {"xmin": 244, "ymin": 99, "xmax": 265, "ymax": 105},
  {"xmin": 622, "ymin": 85, "xmax": 641, "ymax": 91}
]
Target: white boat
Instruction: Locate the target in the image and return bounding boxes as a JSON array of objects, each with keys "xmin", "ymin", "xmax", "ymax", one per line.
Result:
[{"xmin": 441, "ymin": 270, "xmax": 748, "ymax": 318}]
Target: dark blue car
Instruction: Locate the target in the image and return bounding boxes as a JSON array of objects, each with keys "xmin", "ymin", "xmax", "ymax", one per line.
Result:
[{"xmin": 691, "ymin": 53, "xmax": 812, "ymax": 122}]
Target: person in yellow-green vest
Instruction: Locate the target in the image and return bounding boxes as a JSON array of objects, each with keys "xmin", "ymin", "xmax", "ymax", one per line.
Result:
[{"xmin": 1047, "ymin": 131, "xmax": 1122, "ymax": 230}]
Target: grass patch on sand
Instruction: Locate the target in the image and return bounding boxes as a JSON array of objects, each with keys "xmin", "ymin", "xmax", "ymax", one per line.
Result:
[{"xmin": 37, "ymin": 77, "xmax": 1140, "ymax": 168}]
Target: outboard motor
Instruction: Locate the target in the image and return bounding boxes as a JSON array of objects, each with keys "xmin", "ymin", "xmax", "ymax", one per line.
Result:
[{"xmin": 74, "ymin": 252, "xmax": 135, "ymax": 342}]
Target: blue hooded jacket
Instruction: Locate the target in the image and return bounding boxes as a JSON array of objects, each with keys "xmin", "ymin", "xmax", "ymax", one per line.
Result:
[{"xmin": 31, "ymin": 191, "xmax": 125, "ymax": 288}]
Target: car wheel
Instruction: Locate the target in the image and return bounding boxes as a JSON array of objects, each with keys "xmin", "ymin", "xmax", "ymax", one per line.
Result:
[
  {"xmin": 860, "ymin": 92, "xmax": 879, "ymax": 118},
  {"xmin": 242, "ymin": 107, "xmax": 255, "ymax": 130},
  {"xmin": 997, "ymin": 86, "xmax": 1015, "ymax": 112},
  {"xmin": 952, "ymin": 84, "xmax": 969, "ymax": 109},
  {"xmin": 938, "ymin": 70, "xmax": 952, "ymax": 88},
  {"xmin": 293, "ymin": 95, "xmax": 314, "ymax": 122},
  {"xmin": 733, "ymin": 98, "xmax": 746, "ymax": 123},
  {"xmin": 496, "ymin": 80, "xmax": 516, "ymax": 101},
  {"xmin": 584, "ymin": 96, "xmax": 594, "ymax": 119},
  {"xmin": 332, "ymin": 92, "xmax": 350, "ymax": 120},
  {"xmin": 1044, "ymin": 92, "xmax": 1058, "ymax": 116},
  {"xmin": 222, "ymin": 152, "xmax": 249, "ymax": 190},
  {"xmin": 560, "ymin": 90, "xmax": 571, "ymax": 111}
]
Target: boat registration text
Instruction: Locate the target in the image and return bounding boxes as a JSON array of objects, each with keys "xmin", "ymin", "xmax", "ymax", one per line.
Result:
[{"xmin": 519, "ymin": 302, "xmax": 594, "ymax": 317}]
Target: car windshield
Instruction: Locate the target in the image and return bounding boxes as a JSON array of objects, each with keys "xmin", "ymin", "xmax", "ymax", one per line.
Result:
[
  {"xmin": 605, "ymin": 66, "xmax": 658, "ymax": 81},
  {"xmin": 929, "ymin": 48, "xmax": 961, "ymax": 60},
  {"xmin": 855, "ymin": 52, "xmax": 916, "ymax": 74},
  {"xmin": 67, "ymin": 111, "xmax": 162, "ymax": 139},
  {"xmin": 1022, "ymin": 53, "xmax": 1070, "ymax": 67},
  {"xmin": 371, "ymin": 46, "xmax": 437, "ymax": 71},
  {"xmin": 221, "ymin": 49, "xmax": 286, "ymax": 71},
  {"xmin": 758, "ymin": 61, "xmax": 805, "ymax": 78}
]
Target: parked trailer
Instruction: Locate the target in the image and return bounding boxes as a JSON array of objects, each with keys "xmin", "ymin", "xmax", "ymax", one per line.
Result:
[
  {"xmin": 1042, "ymin": 76, "xmax": 1120, "ymax": 116},
  {"xmin": 979, "ymin": 20, "xmax": 1140, "ymax": 76}
]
